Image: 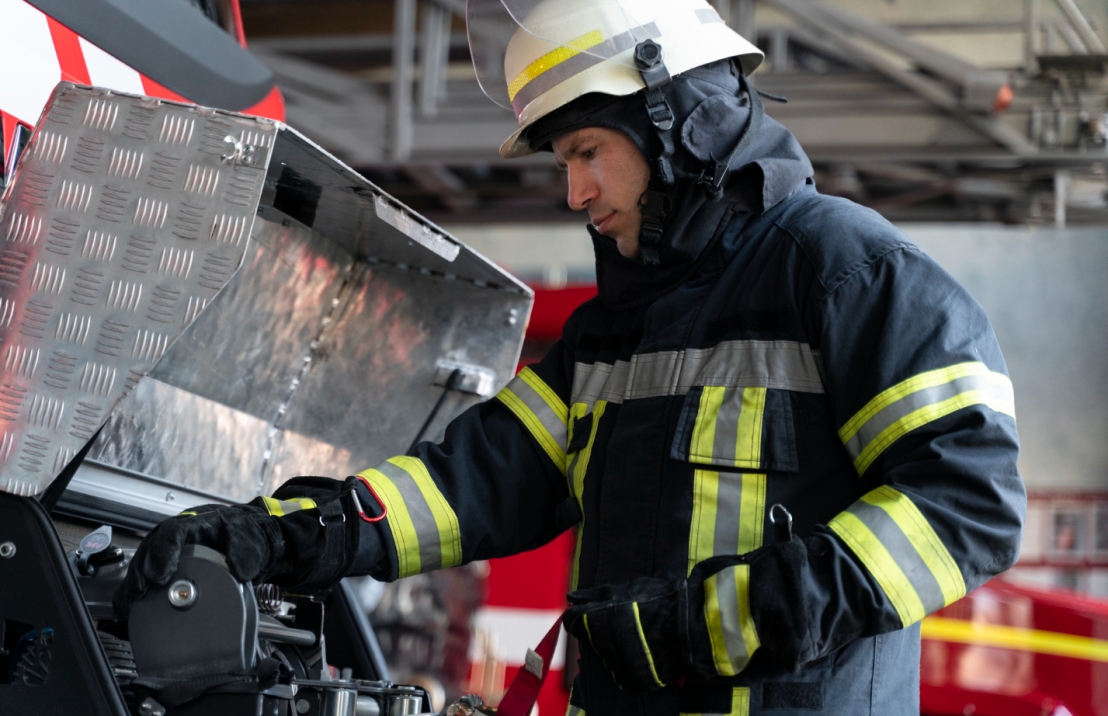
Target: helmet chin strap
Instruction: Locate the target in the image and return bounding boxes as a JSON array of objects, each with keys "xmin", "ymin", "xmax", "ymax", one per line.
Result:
[
  {"xmin": 634, "ymin": 39, "xmax": 675, "ymax": 267},
  {"xmin": 632, "ymin": 41, "xmax": 765, "ymax": 267}
]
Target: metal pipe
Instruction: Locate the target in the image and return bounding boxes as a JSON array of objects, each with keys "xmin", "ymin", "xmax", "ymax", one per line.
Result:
[
  {"xmin": 419, "ymin": 2, "xmax": 451, "ymax": 119},
  {"xmin": 1054, "ymin": 169, "xmax": 1069, "ymax": 228},
  {"xmin": 390, "ymin": 0, "xmax": 418, "ymax": 161},
  {"xmin": 734, "ymin": 0, "xmax": 755, "ymax": 40},
  {"xmin": 1025, "ymin": 0, "xmax": 1041, "ymax": 73},
  {"xmin": 710, "ymin": 0, "xmax": 732, "ymax": 26},
  {"xmin": 770, "ymin": 27, "xmax": 789, "ymax": 72},
  {"xmin": 773, "ymin": 0, "xmax": 980, "ymax": 87},
  {"xmin": 257, "ymin": 618, "xmax": 317, "ymax": 647},
  {"xmin": 1053, "ymin": 18, "xmax": 1089, "ymax": 53},
  {"xmin": 1052, "ymin": 0, "xmax": 1106, "ymax": 54},
  {"xmin": 763, "ymin": 0, "xmax": 1036, "ymax": 154}
]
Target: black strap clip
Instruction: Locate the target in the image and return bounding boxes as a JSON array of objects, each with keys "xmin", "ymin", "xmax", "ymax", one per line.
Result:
[
  {"xmin": 696, "ymin": 152, "xmax": 730, "ymax": 201},
  {"xmin": 637, "ymin": 189, "xmax": 669, "ymax": 266}
]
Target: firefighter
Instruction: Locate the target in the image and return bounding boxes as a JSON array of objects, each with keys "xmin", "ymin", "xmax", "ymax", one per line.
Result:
[{"xmin": 117, "ymin": 0, "xmax": 1026, "ymax": 713}]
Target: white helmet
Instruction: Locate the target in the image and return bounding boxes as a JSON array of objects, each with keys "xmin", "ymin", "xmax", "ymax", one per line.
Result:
[{"xmin": 467, "ymin": 0, "xmax": 764, "ymax": 158}]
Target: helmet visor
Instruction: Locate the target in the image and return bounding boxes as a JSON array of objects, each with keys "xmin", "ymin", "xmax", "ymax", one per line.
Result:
[{"xmin": 466, "ymin": 0, "xmax": 661, "ymax": 113}]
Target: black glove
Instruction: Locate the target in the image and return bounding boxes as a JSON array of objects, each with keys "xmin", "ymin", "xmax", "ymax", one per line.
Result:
[
  {"xmin": 114, "ymin": 475, "xmax": 387, "ymax": 615},
  {"xmin": 563, "ymin": 578, "xmax": 692, "ymax": 692},
  {"xmin": 563, "ymin": 537, "xmax": 812, "ymax": 692}
]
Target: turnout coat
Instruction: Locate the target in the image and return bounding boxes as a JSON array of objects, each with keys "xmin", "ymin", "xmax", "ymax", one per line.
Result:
[{"xmin": 356, "ymin": 115, "xmax": 1025, "ymax": 715}]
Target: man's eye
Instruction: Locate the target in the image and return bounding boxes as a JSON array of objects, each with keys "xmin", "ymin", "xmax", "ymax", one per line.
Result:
[{"xmin": 582, "ymin": 148, "xmax": 596, "ymax": 159}]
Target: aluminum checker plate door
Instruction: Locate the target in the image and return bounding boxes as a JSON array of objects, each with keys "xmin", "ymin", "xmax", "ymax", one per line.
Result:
[{"xmin": 0, "ymin": 82, "xmax": 275, "ymax": 497}]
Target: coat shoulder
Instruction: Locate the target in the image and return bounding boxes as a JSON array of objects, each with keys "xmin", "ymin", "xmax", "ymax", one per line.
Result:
[{"xmin": 770, "ymin": 191, "xmax": 921, "ymax": 296}]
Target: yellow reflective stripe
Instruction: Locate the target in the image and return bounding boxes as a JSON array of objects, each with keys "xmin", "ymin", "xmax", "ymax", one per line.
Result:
[
  {"xmin": 178, "ymin": 511, "xmax": 197, "ymax": 517},
  {"xmin": 737, "ymin": 473, "xmax": 765, "ymax": 555},
  {"xmin": 687, "ymin": 470, "xmax": 766, "ymax": 576},
  {"xmin": 359, "ymin": 467, "xmax": 423, "ymax": 577},
  {"xmin": 582, "ymin": 613, "xmax": 595, "ymax": 649},
  {"xmin": 507, "ymin": 30, "xmax": 605, "ymax": 102},
  {"xmin": 688, "ymin": 469, "xmax": 720, "ymax": 575},
  {"xmin": 687, "ymin": 386, "xmax": 767, "ymax": 469},
  {"xmin": 690, "ymin": 386, "xmax": 724, "ymax": 461},
  {"xmin": 734, "ymin": 567, "xmax": 759, "ymax": 668},
  {"xmin": 703, "ymin": 573, "xmax": 731, "ymax": 675},
  {"xmin": 921, "ymin": 616, "xmax": 1108, "ymax": 663},
  {"xmin": 631, "ymin": 602, "xmax": 665, "ymax": 688},
  {"xmin": 571, "ymin": 401, "xmax": 605, "ymax": 509},
  {"xmin": 731, "ymin": 687, "xmax": 751, "ymax": 716},
  {"xmin": 569, "ymin": 400, "xmax": 606, "ymax": 591},
  {"xmin": 839, "ymin": 362, "xmax": 1015, "ymax": 475},
  {"xmin": 828, "ymin": 510, "xmax": 926, "ymax": 626},
  {"xmin": 703, "ymin": 565, "xmax": 759, "ymax": 676},
  {"xmin": 390, "ymin": 455, "xmax": 462, "ymax": 569},
  {"xmin": 359, "ymin": 457, "xmax": 462, "ymax": 578},
  {"xmin": 497, "ymin": 367, "xmax": 568, "ymax": 475},
  {"xmin": 734, "ymin": 387, "xmax": 765, "ymax": 467},
  {"xmin": 519, "ymin": 367, "xmax": 569, "ymax": 423},
  {"xmin": 862, "ymin": 486, "xmax": 965, "ymax": 606},
  {"xmin": 566, "ymin": 706, "xmax": 586, "ymax": 716},
  {"xmin": 261, "ymin": 496, "xmax": 317, "ymax": 517}
]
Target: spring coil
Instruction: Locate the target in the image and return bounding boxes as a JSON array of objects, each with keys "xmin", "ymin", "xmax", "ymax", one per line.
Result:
[{"xmin": 255, "ymin": 583, "xmax": 284, "ymax": 614}]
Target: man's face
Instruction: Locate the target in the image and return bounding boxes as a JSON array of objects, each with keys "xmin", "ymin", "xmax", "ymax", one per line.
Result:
[{"xmin": 552, "ymin": 127, "xmax": 651, "ymax": 259}]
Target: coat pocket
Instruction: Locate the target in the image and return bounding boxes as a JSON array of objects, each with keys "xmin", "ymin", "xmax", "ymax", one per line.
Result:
[{"xmin": 670, "ymin": 385, "xmax": 798, "ymax": 472}]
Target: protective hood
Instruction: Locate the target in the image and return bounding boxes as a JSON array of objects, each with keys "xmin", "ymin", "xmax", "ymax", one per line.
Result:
[{"xmin": 534, "ymin": 60, "xmax": 813, "ymax": 309}]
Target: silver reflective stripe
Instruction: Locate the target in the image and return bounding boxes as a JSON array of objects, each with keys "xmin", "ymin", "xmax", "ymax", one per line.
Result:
[
  {"xmin": 840, "ymin": 363, "xmax": 1015, "ymax": 475},
  {"xmin": 703, "ymin": 565, "xmax": 758, "ymax": 676},
  {"xmin": 572, "ymin": 340, "xmax": 824, "ymax": 406},
  {"xmin": 712, "ymin": 568, "xmax": 749, "ymax": 666},
  {"xmin": 850, "ymin": 499, "xmax": 945, "ymax": 613},
  {"xmin": 374, "ymin": 459, "xmax": 451, "ymax": 573},
  {"xmin": 695, "ymin": 7, "xmax": 724, "ymax": 24},
  {"xmin": 828, "ymin": 486, "xmax": 965, "ymax": 627},
  {"xmin": 511, "ymin": 22, "xmax": 660, "ymax": 116},
  {"xmin": 566, "ymin": 706, "xmax": 586, "ymax": 716},
  {"xmin": 572, "ymin": 360, "xmax": 630, "ymax": 405},
  {"xmin": 688, "ymin": 470, "xmax": 766, "ymax": 575},
  {"xmin": 496, "ymin": 367, "xmax": 568, "ymax": 473}
]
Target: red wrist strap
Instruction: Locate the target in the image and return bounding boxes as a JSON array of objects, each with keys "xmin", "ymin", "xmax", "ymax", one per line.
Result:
[{"xmin": 495, "ymin": 618, "xmax": 562, "ymax": 716}]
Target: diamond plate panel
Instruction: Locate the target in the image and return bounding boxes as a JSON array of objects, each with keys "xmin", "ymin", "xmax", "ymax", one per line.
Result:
[{"xmin": 0, "ymin": 83, "xmax": 275, "ymax": 496}]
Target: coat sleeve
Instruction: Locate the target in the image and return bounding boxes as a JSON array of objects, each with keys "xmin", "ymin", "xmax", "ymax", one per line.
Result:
[
  {"xmin": 795, "ymin": 242, "xmax": 1024, "ymax": 660},
  {"xmin": 704, "ymin": 240, "xmax": 1027, "ymax": 677},
  {"xmin": 354, "ymin": 328, "xmax": 579, "ymax": 582}
]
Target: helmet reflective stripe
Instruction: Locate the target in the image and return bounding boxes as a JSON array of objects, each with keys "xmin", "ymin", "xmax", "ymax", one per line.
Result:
[
  {"xmin": 508, "ymin": 23, "xmax": 660, "ymax": 117},
  {"xmin": 508, "ymin": 29, "xmax": 605, "ymax": 104}
]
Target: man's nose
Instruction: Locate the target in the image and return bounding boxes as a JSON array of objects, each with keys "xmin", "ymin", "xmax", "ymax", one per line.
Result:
[{"xmin": 566, "ymin": 166, "xmax": 597, "ymax": 212}]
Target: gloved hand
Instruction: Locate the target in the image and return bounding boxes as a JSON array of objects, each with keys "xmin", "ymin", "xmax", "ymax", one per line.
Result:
[
  {"xmin": 563, "ymin": 537, "xmax": 812, "ymax": 692},
  {"xmin": 114, "ymin": 475, "xmax": 386, "ymax": 615},
  {"xmin": 563, "ymin": 577, "xmax": 692, "ymax": 691}
]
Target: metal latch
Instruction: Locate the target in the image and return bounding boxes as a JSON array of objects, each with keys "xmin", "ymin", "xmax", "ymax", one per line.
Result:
[{"xmin": 432, "ymin": 361, "xmax": 496, "ymax": 397}]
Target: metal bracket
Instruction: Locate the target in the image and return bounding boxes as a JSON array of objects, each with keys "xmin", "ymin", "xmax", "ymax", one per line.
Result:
[{"xmin": 432, "ymin": 361, "xmax": 496, "ymax": 397}]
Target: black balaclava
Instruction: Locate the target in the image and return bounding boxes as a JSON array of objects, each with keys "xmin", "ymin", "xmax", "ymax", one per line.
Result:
[{"xmin": 524, "ymin": 59, "xmax": 810, "ymax": 310}]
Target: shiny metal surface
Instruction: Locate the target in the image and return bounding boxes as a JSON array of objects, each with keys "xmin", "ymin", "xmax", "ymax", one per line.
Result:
[
  {"xmin": 323, "ymin": 688, "xmax": 358, "ymax": 716},
  {"xmin": 355, "ymin": 695, "xmax": 382, "ymax": 716},
  {"xmin": 388, "ymin": 695, "xmax": 423, "ymax": 716},
  {"xmin": 0, "ymin": 83, "xmax": 274, "ymax": 496},
  {"xmin": 166, "ymin": 579, "xmax": 197, "ymax": 609},
  {"xmin": 0, "ymin": 84, "xmax": 532, "ymax": 502}
]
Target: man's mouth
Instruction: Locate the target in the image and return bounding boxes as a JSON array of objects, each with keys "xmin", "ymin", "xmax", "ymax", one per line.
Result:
[{"xmin": 592, "ymin": 213, "xmax": 615, "ymax": 235}]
